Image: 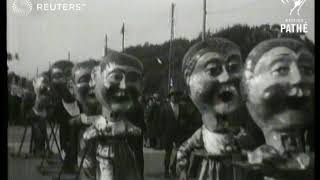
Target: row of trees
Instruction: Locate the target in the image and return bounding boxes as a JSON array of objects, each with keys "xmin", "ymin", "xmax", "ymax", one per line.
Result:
[
  {"xmin": 7, "ymin": 52, "xmax": 19, "ymax": 61},
  {"xmin": 125, "ymin": 23, "xmax": 314, "ymax": 97},
  {"xmin": 8, "ymin": 24, "xmax": 314, "ymax": 98}
]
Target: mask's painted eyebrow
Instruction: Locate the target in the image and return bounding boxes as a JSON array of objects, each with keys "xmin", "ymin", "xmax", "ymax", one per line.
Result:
[
  {"xmin": 106, "ymin": 68, "xmax": 126, "ymax": 76},
  {"xmin": 204, "ymin": 58, "xmax": 222, "ymax": 68},
  {"xmin": 227, "ymin": 54, "xmax": 241, "ymax": 62},
  {"xmin": 268, "ymin": 55, "xmax": 292, "ymax": 68}
]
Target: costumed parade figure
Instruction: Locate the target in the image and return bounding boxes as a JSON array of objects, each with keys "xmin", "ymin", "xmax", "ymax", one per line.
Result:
[
  {"xmin": 241, "ymin": 38, "xmax": 314, "ymax": 180},
  {"xmin": 125, "ymin": 95, "xmax": 146, "ymax": 180},
  {"xmin": 176, "ymin": 37, "xmax": 260, "ymax": 180},
  {"xmin": 49, "ymin": 60, "xmax": 80, "ymax": 174},
  {"xmin": 82, "ymin": 51, "xmax": 144, "ymax": 180},
  {"xmin": 67, "ymin": 59, "xmax": 101, "ymax": 179},
  {"xmin": 27, "ymin": 72, "xmax": 51, "ymax": 157}
]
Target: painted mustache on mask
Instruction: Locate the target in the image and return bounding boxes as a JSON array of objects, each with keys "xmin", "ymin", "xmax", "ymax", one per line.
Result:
[
  {"xmin": 199, "ymin": 79, "xmax": 240, "ymax": 104},
  {"xmin": 104, "ymin": 85, "xmax": 140, "ymax": 102},
  {"xmin": 262, "ymin": 83, "xmax": 313, "ymax": 113}
]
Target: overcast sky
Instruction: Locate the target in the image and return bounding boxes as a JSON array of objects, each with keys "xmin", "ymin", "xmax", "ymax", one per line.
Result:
[{"xmin": 7, "ymin": 0, "xmax": 314, "ymax": 78}]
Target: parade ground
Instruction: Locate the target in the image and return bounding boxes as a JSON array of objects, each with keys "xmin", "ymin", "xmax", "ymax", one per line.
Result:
[{"xmin": 8, "ymin": 126, "xmax": 170, "ymax": 180}]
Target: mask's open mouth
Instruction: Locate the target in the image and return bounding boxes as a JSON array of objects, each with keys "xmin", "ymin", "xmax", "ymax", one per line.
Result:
[
  {"xmin": 285, "ymin": 87, "xmax": 311, "ymax": 110},
  {"xmin": 111, "ymin": 91, "xmax": 131, "ymax": 103},
  {"xmin": 218, "ymin": 91, "xmax": 234, "ymax": 103},
  {"xmin": 286, "ymin": 96, "xmax": 309, "ymax": 110},
  {"xmin": 217, "ymin": 85, "xmax": 238, "ymax": 103}
]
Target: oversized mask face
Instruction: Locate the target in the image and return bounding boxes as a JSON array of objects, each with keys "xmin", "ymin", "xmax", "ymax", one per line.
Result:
[
  {"xmin": 244, "ymin": 46, "xmax": 314, "ymax": 132},
  {"xmin": 33, "ymin": 75, "xmax": 51, "ymax": 107},
  {"xmin": 92, "ymin": 62, "xmax": 143, "ymax": 113},
  {"xmin": 188, "ymin": 49, "xmax": 243, "ymax": 116},
  {"xmin": 51, "ymin": 67, "xmax": 67, "ymax": 94},
  {"xmin": 72, "ymin": 67, "xmax": 98, "ymax": 106}
]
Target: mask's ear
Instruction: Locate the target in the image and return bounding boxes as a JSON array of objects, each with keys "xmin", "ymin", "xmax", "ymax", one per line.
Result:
[{"xmin": 89, "ymin": 66, "xmax": 99, "ymax": 88}]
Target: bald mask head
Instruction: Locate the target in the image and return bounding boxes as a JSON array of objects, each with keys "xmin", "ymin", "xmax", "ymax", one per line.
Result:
[
  {"xmin": 182, "ymin": 38, "xmax": 243, "ymax": 128},
  {"xmin": 91, "ymin": 51, "xmax": 144, "ymax": 113},
  {"xmin": 242, "ymin": 38, "xmax": 314, "ymax": 132}
]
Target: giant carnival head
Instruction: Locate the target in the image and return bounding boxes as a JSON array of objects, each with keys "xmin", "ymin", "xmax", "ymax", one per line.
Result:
[
  {"xmin": 241, "ymin": 38, "xmax": 314, "ymax": 133},
  {"xmin": 70, "ymin": 59, "xmax": 99, "ymax": 106},
  {"xmin": 182, "ymin": 38, "xmax": 243, "ymax": 126},
  {"xmin": 49, "ymin": 60, "xmax": 74, "ymax": 95},
  {"xmin": 90, "ymin": 51, "xmax": 144, "ymax": 113}
]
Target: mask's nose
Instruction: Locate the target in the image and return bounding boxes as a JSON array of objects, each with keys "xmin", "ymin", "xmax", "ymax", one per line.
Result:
[
  {"xmin": 218, "ymin": 66, "xmax": 230, "ymax": 83},
  {"xmin": 290, "ymin": 63, "xmax": 302, "ymax": 85},
  {"xmin": 119, "ymin": 76, "xmax": 127, "ymax": 89}
]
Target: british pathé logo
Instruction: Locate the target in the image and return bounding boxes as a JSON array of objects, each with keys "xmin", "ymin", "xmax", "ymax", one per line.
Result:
[
  {"xmin": 281, "ymin": 0, "xmax": 307, "ymax": 16},
  {"xmin": 12, "ymin": 0, "xmax": 33, "ymax": 16},
  {"xmin": 280, "ymin": 0, "xmax": 308, "ymax": 33}
]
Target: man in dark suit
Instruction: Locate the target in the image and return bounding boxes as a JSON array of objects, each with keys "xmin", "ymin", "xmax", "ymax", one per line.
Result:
[{"xmin": 161, "ymin": 89, "xmax": 185, "ymax": 178}]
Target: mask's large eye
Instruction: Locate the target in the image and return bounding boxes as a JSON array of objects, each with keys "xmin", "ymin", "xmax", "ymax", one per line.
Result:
[
  {"xmin": 206, "ymin": 62, "xmax": 222, "ymax": 77},
  {"xmin": 272, "ymin": 65, "xmax": 290, "ymax": 76},
  {"xmin": 228, "ymin": 62, "xmax": 241, "ymax": 74},
  {"xmin": 227, "ymin": 55, "xmax": 242, "ymax": 74},
  {"xmin": 107, "ymin": 71, "xmax": 123, "ymax": 82},
  {"xmin": 299, "ymin": 64, "xmax": 314, "ymax": 76},
  {"xmin": 126, "ymin": 72, "xmax": 141, "ymax": 82},
  {"xmin": 298, "ymin": 54, "xmax": 314, "ymax": 77}
]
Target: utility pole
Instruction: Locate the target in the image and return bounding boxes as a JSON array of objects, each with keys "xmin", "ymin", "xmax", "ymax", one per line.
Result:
[
  {"xmin": 168, "ymin": 2, "xmax": 175, "ymax": 93},
  {"xmin": 202, "ymin": 0, "xmax": 207, "ymax": 41},
  {"xmin": 49, "ymin": 61, "xmax": 51, "ymax": 79},
  {"xmin": 68, "ymin": 51, "xmax": 71, "ymax": 61},
  {"xmin": 121, "ymin": 22, "xmax": 125, "ymax": 52},
  {"xmin": 104, "ymin": 34, "xmax": 108, "ymax": 56}
]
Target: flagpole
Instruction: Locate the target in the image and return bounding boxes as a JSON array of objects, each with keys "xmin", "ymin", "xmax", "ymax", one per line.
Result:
[
  {"xmin": 168, "ymin": 3, "xmax": 175, "ymax": 93},
  {"xmin": 104, "ymin": 34, "xmax": 108, "ymax": 56},
  {"xmin": 122, "ymin": 21, "xmax": 125, "ymax": 52},
  {"xmin": 202, "ymin": 0, "xmax": 207, "ymax": 41}
]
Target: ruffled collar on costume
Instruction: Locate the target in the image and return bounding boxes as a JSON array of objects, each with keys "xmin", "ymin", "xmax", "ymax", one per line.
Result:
[{"xmin": 62, "ymin": 99, "xmax": 80, "ymax": 117}]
